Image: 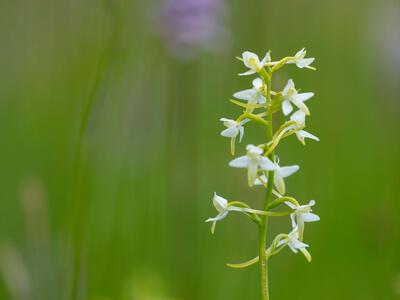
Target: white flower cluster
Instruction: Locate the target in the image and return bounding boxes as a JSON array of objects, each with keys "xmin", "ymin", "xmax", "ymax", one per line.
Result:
[{"xmin": 206, "ymin": 48, "xmax": 320, "ymax": 264}]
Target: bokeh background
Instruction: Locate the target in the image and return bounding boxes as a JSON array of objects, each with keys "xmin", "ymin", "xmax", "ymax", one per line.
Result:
[{"xmin": 1, "ymin": 0, "xmax": 399, "ymax": 299}]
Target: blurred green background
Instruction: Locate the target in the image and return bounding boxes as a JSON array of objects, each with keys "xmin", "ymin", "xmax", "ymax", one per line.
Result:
[{"xmin": 1, "ymin": 0, "xmax": 399, "ymax": 299}]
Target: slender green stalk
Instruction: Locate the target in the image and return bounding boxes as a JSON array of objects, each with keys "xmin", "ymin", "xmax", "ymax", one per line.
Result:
[{"xmin": 259, "ymin": 72, "xmax": 274, "ymax": 300}]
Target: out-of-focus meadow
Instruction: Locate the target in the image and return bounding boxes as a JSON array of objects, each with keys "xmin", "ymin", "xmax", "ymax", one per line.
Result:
[{"xmin": 0, "ymin": 0, "xmax": 399, "ymax": 299}]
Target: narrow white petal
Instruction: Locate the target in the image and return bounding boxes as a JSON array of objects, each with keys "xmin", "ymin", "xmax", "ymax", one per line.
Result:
[
  {"xmin": 278, "ymin": 165, "xmax": 300, "ymax": 178},
  {"xmin": 282, "ymin": 79, "xmax": 294, "ymax": 95},
  {"xmin": 236, "ymin": 127, "xmax": 243, "ymax": 143},
  {"xmin": 260, "ymin": 51, "xmax": 271, "ymax": 65},
  {"xmin": 290, "ymin": 213, "xmax": 297, "ymax": 228},
  {"xmin": 247, "ymin": 160, "xmax": 259, "ymax": 186},
  {"xmin": 205, "ymin": 212, "xmax": 228, "ymax": 223},
  {"xmin": 274, "ymin": 175, "xmax": 286, "ymax": 195},
  {"xmin": 239, "ymin": 70, "xmax": 256, "ymax": 76},
  {"xmin": 299, "ymin": 130, "xmax": 319, "ymax": 141},
  {"xmin": 295, "ymin": 48, "xmax": 306, "ymax": 58},
  {"xmin": 220, "ymin": 117, "xmax": 231, "ymax": 122},
  {"xmin": 291, "ymin": 98, "xmax": 310, "ymax": 115},
  {"xmin": 282, "ymin": 100, "xmax": 293, "ymax": 116},
  {"xmin": 297, "ymin": 92, "xmax": 314, "ymax": 102}
]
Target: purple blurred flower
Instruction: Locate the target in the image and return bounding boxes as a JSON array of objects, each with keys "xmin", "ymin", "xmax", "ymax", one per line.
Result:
[{"xmin": 158, "ymin": 0, "xmax": 229, "ymax": 59}]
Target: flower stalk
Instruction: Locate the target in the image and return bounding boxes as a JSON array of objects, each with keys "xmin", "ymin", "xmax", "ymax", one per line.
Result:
[{"xmin": 206, "ymin": 49, "xmax": 320, "ymax": 300}]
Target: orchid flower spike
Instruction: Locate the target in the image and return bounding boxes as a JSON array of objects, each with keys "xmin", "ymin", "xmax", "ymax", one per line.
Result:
[
  {"xmin": 290, "ymin": 110, "xmax": 320, "ymax": 145},
  {"xmin": 285, "ymin": 200, "xmax": 320, "ymax": 241},
  {"xmin": 289, "ymin": 48, "xmax": 315, "ymax": 69},
  {"xmin": 220, "ymin": 118, "xmax": 249, "ymax": 155},
  {"xmin": 282, "ymin": 79, "xmax": 314, "ymax": 116},
  {"xmin": 233, "ymin": 78, "xmax": 266, "ymax": 111},
  {"xmin": 272, "ymin": 159, "xmax": 300, "ymax": 195},
  {"xmin": 239, "ymin": 51, "xmax": 271, "ymax": 76},
  {"xmin": 278, "ymin": 227, "xmax": 312, "ymax": 262},
  {"xmin": 229, "ymin": 144, "xmax": 276, "ymax": 187}
]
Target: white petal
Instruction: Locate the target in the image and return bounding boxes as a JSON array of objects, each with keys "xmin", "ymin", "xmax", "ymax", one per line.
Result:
[
  {"xmin": 291, "ymin": 98, "xmax": 310, "ymax": 115},
  {"xmin": 302, "ymin": 213, "xmax": 320, "ymax": 222},
  {"xmin": 247, "ymin": 160, "xmax": 259, "ymax": 187},
  {"xmin": 260, "ymin": 51, "xmax": 271, "ymax": 65},
  {"xmin": 233, "ymin": 89, "xmax": 255, "ymax": 101},
  {"xmin": 239, "ymin": 70, "xmax": 256, "ymax": 76},
  {"xmin": 219, "ymin": 117, "xmax": 231, "ymax": 122},
  {"xmin": 295, "ymin": 48, "xmax": 306, "ymax": 58},
  {"xmin": 242, "ymin": 51, "xmax": 259, "ymax": 67},
  {"xmin": 299, "ymin": 130, "xmax": 319, "ymax": 142},
  {"xmin": 278, "ymin": 165, "xmax": 300, "ymax": 178},
  {"xmin": 239, "ymin": 118, "xmax": 250, "ymax": 125},
  {"xmin": 259, "ymin": 157, "xmax": 276, "ymax": 171},
  {"xmin": 252, "ymin": 77, "xmax": 263, "ymax": 89},
  {"xmin": 246, "ymin": 144, "xmax": 263, "ymax": 155},
  {"xmin": 288, "ymin": 244, "xmax": 298, "ymax": 253},
  {"xmin": 291, "ymin": 239, "xmax": 309, "ymax": 250},
  {"xmin": 213, "ymin": 193, "xmax": 228, "ymax": 212},
  {"xmin": 282, "ymin": 100, "xmax": 293, "ymax": 116},
  {"xmin": 296, "ymin": 92, "xmax": 314, "ymax": 102},
  {"xmin": 236, "ymin": 127, "xmax": 243, "ymax": 142},
  {"xmin": 290, "ymin": 110, "xmax": 306, "ymax": 126},
  {"xmin": 296, "ymin": 58, "xmax": 315, "ymax": 68},
  {"xmin": 229, "ymin": 156, "xmax": 250, "ymax": 168},
  {"xmin": 205, "ymin": 211, "xmax": 228, "ymax": 223},
  {"xmin": 282, "ymin": 79, "xmax": 295, "ymax": 95},
  {"xmin": 254, "ymin": 93, "xmax": 266, "ymax": 104},
  {"xmin": 221, "ymin": 126, "xmax": 238, "ymax": 138},
  {"xmin": 274, "ymin": 174, "xmax": 286, "ymax": 194},
  {"xmin": 290, "ymin": 213, "xmax": 297, "ymax": 228}
]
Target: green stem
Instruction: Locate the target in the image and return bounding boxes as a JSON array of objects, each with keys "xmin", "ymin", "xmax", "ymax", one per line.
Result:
[{"xmin": 259, "ymin": 70, "xmax": 274, "ymax": 300}]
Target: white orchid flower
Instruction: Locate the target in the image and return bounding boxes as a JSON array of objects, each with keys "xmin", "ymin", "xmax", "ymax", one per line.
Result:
[
  {"xmin": 278, "ymin": 227, "xmax": 312, "ymax": 262},
  {"xmin": 290, "ymin": 110, "xmax": 320, "ymax": 145},
  {"xmin": 229, "ymin": 144, "xmax": 276, "ymax": 187},
  {"xmin": 239, "ymin": 51, "xmax": 271, "ymax": 76},
  {"xmin": 281, "ymin": 79, "xmax": 314, "ymax": 116},
  {"xmin": 205, "ymin": 193, "xmax": 268, "ymax": 234},
  {"xmin": 285, "ymin": 200, "xmax": 319, "ymax": 240},
  {"xmin": 233, "ymin": 78, "xmax": 266, "ymax": 109},
  {"xmin": 220, "ymin": 118, "xmax": 249, "ymax": 155},
  {"xmin": 271, "ymin": 160, "xmax": 299, "ymax": 195},
  {"xmin": 288, "ymin": 48, "xmax": 315, "ymax": 69}
]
